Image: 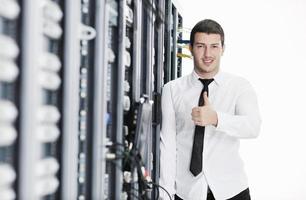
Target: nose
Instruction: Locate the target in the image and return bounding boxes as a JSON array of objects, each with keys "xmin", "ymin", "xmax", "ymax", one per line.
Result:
[{"xmin": 204, "ymin": 46, "xmax": 211, "ymax": 57}]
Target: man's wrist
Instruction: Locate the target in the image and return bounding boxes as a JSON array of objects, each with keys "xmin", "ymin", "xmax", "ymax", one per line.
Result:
[{"xmin": 212, "ymin": 110, "xmax": 218, "ymax": 127}]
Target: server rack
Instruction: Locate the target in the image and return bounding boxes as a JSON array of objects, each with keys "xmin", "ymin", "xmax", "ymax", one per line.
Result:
[
  {"xmin": 0, "ymin": 0, "xmax": 183, "ymax": 199},
  {"xmin": 100, "ymin": 0, "xmax": 175, "ymax": 199}
]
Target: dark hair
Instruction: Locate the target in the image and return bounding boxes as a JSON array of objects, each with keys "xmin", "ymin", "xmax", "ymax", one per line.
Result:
[{"xmin": 190, "ymin": 19, "xmax": 224, "ymax": 47}]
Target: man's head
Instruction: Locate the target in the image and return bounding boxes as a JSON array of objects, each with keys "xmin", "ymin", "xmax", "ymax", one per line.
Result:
[
  {"xmin": 189, "ymin": 19, "xmax": 225, "ymax": 78},
  {"xmin": 190, "ymin": 19, "xmax": 224, "ymax": 48}
]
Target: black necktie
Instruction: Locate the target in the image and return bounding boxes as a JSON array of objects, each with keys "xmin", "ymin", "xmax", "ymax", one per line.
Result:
[{"xmin": 190, "ymin": 78, "xmax": 214, "ymax": 176}]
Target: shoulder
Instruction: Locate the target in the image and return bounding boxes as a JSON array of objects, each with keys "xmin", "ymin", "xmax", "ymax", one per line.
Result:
[
  {"xmin": 162, "ymin": 74, "xmax": 191, "ymax": 90},
  {"xmin": 222, "ymin": 72, "xmax": 253, "ymax": 87},
  {"xmin": 162, "ymin": 75, "xmax": 191, "ymax": 102},
  {"xmin": 219, "ymin": 72, "xmax": 255, "ymax": 95}
]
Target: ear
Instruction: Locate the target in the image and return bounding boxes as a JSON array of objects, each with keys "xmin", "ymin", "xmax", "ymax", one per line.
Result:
[
  {"xmin": 189, "ymin": 44, "xmax": 193, "ymax": 56},
  {"xmin": 221, "ymin": 44, "xmax": 225, "ymax": 55}
]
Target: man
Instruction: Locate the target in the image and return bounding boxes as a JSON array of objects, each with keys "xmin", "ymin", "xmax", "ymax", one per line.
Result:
[{"xmin": 159, "ymin": 19, "xmax": 261, "ymax": 200}]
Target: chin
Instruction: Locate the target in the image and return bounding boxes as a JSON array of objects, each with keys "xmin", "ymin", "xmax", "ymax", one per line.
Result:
[
  {"xmin": 195, "ymin": 63, "xmax": 216, "ymax": 74},
  {"xmin": 200, "ymin": 66, "xmax": 212, "ymax": 73}
]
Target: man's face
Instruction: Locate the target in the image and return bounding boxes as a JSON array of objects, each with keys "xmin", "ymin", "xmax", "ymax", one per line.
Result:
[{"xmin": 190, "ymin": 32, "xmax": 224, "ymax": 77}]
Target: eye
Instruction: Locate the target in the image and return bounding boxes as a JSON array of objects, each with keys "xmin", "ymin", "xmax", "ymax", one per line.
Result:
[
  {"xmin": 212, "ymin": 45, "xmax": 219, "ymax": 49},
  {"xmin": 196, "ymin": 44, "xmax": 204, "ymax": 48}
]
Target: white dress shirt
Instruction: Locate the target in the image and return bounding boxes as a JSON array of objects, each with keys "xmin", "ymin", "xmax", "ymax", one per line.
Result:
[{"xmin": 159, "ymin": 70, "xmax": 261, "ymax": 200}]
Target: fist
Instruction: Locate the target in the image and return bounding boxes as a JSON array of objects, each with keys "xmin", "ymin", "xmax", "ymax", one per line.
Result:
[{"xmin": 191, "ymin": 92, "xmax": 218, "ymax": 126}]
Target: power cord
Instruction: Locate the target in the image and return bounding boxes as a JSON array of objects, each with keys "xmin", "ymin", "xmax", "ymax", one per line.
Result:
[
  {"xmin": 146, "ymin": 181, "xmax": 173, "ymax": 200},
  {"xmin": 107, "ymin": 142, "xmax": 173, "ymax": 200}
]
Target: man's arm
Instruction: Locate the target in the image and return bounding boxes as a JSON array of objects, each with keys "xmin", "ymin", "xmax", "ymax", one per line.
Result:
[
  {"xmin": 159, "ymin": 83, "xmax": 177, "ymax": 199},
  {"xmin": 215, "ymin": 85, "xmax": 262, "ymax": 138}
]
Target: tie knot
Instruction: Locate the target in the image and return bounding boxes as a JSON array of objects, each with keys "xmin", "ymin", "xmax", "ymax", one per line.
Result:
[{"xmin": 199, "ymin": 78, "xmax": 214, "ymax": 86}]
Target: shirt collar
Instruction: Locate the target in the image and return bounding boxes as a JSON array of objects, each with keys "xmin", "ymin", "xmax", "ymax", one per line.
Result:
[{"xmin": 191, "ymin": 70, "xmax": 225, "ymax": 86}]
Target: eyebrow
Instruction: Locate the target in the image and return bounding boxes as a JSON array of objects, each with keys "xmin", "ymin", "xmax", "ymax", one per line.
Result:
[{"xmin": 195, "ymin": 42, "xmax": 221, "ymax": 46}]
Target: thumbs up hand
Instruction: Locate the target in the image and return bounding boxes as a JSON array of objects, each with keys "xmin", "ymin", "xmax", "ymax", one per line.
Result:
[{"xmin": 191, "ymin": 92, "xmax": 218, "ymax": 127}]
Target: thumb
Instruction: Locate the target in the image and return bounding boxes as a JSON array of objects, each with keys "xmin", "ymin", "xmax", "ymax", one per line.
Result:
[{"xmin": 203, "ymin": 92, "xmax": 210, "ymax": 106}]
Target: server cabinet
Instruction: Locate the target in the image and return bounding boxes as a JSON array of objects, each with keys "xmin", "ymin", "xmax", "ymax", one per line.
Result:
[
  {"xmin": 99, "ymin": 0, "xmax": 170, "ymax": 199},
  {"xmin": 75, "ymin": 0, "xmax": 182, "ymax": 199},
  {"xmin": 0, "ymin": 0, "xmax": 183, "ymax": 199}
]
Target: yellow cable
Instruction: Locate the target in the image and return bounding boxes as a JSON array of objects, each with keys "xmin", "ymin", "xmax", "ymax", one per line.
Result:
[{"xmin": 177, "ymin": 53, "xmax": 192, "ymax": 59}]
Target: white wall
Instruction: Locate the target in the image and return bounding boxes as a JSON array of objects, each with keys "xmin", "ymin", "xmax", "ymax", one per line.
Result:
[{"xmin": 179, "ymin": 0, "xmax": 306, "ymax": 199}]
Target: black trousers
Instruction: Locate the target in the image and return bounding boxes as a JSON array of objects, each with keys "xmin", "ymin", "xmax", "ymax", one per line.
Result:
[{"xmin": 175, "ymin": 188, "xmax": 250, "ymax": 200}]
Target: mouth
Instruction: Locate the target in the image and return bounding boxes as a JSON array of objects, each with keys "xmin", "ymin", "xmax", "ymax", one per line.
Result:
[{"xmin": 202, "ymin": 59, "xmax": 214, "ymax": 65}]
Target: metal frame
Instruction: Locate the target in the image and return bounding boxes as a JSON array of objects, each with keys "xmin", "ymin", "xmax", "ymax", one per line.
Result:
[
  {"xmin": 109, "ymin": 0, "xmax": 126, "ymax": 198},
  {"xmin": 61, "ymin": 0, "xmax": 81, "ymax": 199},
  {"xmin": 171, "ymin": 5, "xmax": 177, "ymax": 80},
  {"xmin": 146, "ymin": 0, "xmax": 154, "ymax": 98},
  {"xmin": 91, "ymin": 0, "xmax": 107, "ymax": 198},
  {"xmin": 18, "ymin": 0, "xmax": 42, "ymax": 199},
  {"xmin": 156, "ymin": 0, "xmax": 165, "ymax": 102},
  {"xmin": 164, "ymin": 0, "xmax": 172, "ymax": 83},
  {"xmin": 152, "ymin": 0, "xmax": 165, "ymax": 198},
  {"xmin": 133, "ymin": 0, "xmax": 143, "ymax": 103},
  {"xmin": 176, "ymin": 13, "xmax": 183, "ymax": 78},
  {"xmin": 146, "ymin": 0, "xmax": 154, "ymax": 179}
]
